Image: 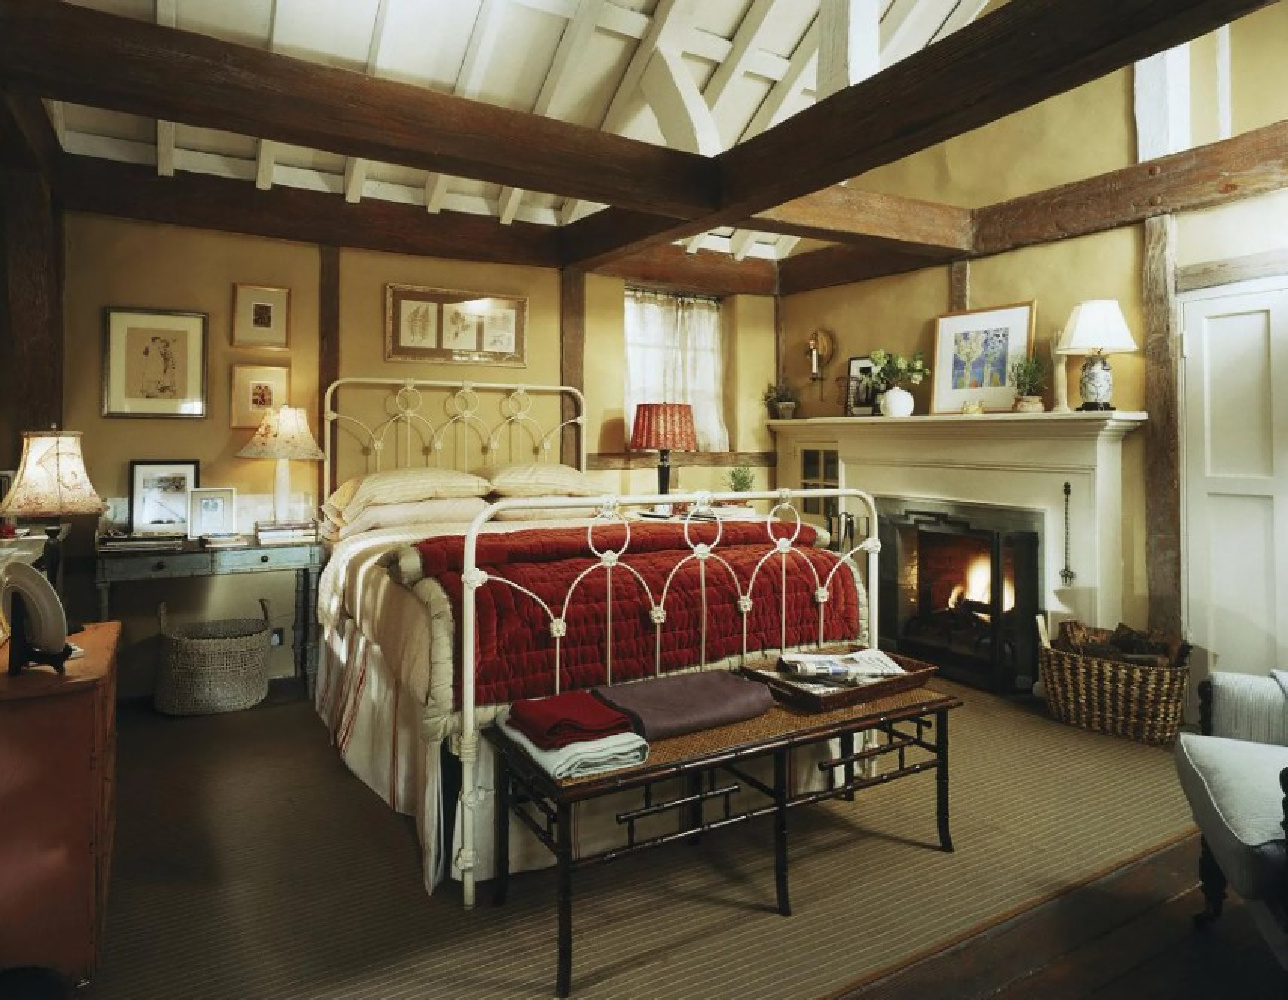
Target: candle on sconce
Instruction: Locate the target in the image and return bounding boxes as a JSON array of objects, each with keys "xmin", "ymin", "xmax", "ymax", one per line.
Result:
[{"xmin": 806, "ymin": 328, "xmax": 833, "ymax": 382}]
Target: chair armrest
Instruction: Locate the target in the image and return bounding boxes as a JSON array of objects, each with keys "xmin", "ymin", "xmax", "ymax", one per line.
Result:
[{"xmin": 1204, "ymin": 672, "xmax": 1288, "ymax": 745}]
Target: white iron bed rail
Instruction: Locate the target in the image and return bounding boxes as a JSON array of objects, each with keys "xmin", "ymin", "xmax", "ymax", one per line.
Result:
[{"xmin": 454, "ymin": 486, "xmax": 881, "ymax": 907}]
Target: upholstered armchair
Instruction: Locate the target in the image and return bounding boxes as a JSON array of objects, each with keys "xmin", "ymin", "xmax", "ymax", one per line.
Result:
[{"xmin": 1175, "ymin": 672, "xmax": 1288, "ymax": 968}]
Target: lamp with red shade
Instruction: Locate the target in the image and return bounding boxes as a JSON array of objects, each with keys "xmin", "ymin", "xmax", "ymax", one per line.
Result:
[{"xmin": 629, "ymin": 403, "xmax": 697, "ymax": 495}]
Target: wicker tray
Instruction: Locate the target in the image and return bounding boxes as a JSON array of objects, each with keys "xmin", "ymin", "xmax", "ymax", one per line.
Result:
[{"xmin": 741, "ymin": 649, "xmax": 936, "ymax": 711}]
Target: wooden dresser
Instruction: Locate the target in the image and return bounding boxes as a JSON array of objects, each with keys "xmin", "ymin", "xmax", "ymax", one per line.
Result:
[{"xmin": 0, "ymin": 621, "xmax": 121, "ymax": 983}]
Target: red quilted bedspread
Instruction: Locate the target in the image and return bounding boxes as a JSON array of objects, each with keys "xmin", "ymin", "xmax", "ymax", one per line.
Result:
[{"xmin": 414, "ymin": 521, "xmax": 862, "ymax": 708}]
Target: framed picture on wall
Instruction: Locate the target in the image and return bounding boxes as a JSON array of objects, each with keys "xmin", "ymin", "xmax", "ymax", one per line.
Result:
[
  {"xmin": 230, "ymin": 364, "xmax": 289, "ymax": 429},
  {"xmin": 232, "ymin": 284, "xmax": 290, "ymax": 349},
  {"xmin": 102, "ymin": 308, "xmax": 208, "ymax": 418},
  {"xmin": 187, "ymin": 487, "xmax": 237, "ymax": 539},
  {"xmin": 930, "ymin": 302, "xmax": 1036, "ymax": 414},
  {"xmin": 129, "ymin": 460, "xmax": 200, "ymax": 535},
  {"xmin": 384, "ymin": 283, "xmax": 527, "ymax": 366}
]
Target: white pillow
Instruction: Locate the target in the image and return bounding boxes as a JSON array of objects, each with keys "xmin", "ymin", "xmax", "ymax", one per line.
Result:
[
  {"xmin": 328, "ymin": 468, "xmax": 490, "ymax": 521},
  {"xmin": 489, "ymin": 463, "xmax": 600, "ymax": 497},
  {"xmin": 333, "ymin": 497, "xmax": 489, "ymax": 539}
]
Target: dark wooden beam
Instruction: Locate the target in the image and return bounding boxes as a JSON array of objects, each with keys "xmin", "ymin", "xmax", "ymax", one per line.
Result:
[
  {"xmin": 778, "ymin": 243, "xmax": 948, "ymax": 296},
  {"xmin": 318, "ymin": 245, "xmax": 340, "ymax": 496},
  {"xmin": 559, "ymin": 268, "xmax": 585, "ymax": 469},
  {"xmin": 748, "ymin": 187, "xmax": 973, "ymax": 256},
  {"xmin": 0, "ymin": 0, "xmax": 717, "ymax": 220},
  {"xmin": 949, "ymin": 260, "xmax": 970, "ymax": 312},
  {"xmin": 58, "ymin": 155, "xmax": 563, "ymax": 267},
  {"xmin": 563, "ymin": 0, "xmax": 1273, "ymax": 266},
  {"xmin": 0, "ymin": 93, "xmax": 59, "ymax": 176},
  {"xmin": 1177, "ymin": 248, "xmax": 1288, "ymax": 293},
  {"xmin": 2, "ymin": 169, "xmax": 61, "ymax": 434},
  {"xmin": 595, "ymin": 245, "xmax": 776, "ymax": 297},
  {"xmin": 975, "ymin": 119, "xmax": 1288, "ymax": 256}
]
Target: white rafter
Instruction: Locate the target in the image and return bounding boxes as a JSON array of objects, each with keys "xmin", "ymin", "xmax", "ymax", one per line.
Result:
[
  {"xmin": 642, "ymin": 46, "xmax": 722, "ymax": 155},
  {"xmin": 254, "ymin": 0, "xmax": 281, "ymax": 191},
  {"xmin": 738, "ymin": 18, "xmax": 819, "ymax": 142},
  {"xmin": 494, "ymin": 0, "xmax": 604, "ymax": 224},
  {"xmin": 704, "ymin": 0, "xmax": 776, "ymax": 124},
  {"xmin": 817, "ymin": 0, "xmax": 879, "ymax": 97},
  {"xmin": 155, "ymin": 0, "xmax": 176, "ymax": 176},
  {"xmin": 343, "ymin": 0, "xmax": 392, "ymax": 204},
  {"xmin": 423, "ymin": 0, "xmax": 509, "ymax": 213}
]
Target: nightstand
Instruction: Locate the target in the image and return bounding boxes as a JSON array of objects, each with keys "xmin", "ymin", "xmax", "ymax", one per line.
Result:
[{"xmin": 94, "ymin": 539, "xmax": 324, "ymax": 690}]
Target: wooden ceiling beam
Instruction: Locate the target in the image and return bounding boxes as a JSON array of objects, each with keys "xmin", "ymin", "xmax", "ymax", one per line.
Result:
[
  {"xmin": 0, "ymin": 92, "xmax": 59, "ymax": 176},
  {"xmin": 594, "ymin": 244, "xmax": 776, "ymax": 296},
  {"xmin": 0, "ymin": 0, "xmax": 718, "ymax": 220},
  {"xmin": 777, "ymin": 241, "xmax": 948, "ymax": 295},
  {"xmin": 564, "ymin": 0, "xmax": 1274, "ymax": 266},
  {"xmin": 57, "ymin": 156, "xmax": 563, "ymax": 267}
]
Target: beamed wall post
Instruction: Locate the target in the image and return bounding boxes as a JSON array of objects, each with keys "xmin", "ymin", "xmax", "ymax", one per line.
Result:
[
  {"xmin": 318, "ymin": 244, "xmax": 340, "ymax": 497},
  {"xmin": 1143, "ymin": 214, "xmax": 1183, "ymax": 635},
  {"xmin": 1, "ymin": 168, "xmax": 61, "ymax": 442},
  {"xmin": 559, "ymin": 267, "xmax": 586, "ymax": 468}
]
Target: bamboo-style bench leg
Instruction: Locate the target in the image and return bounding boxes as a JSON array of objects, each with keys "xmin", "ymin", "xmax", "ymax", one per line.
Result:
[
  {"xmin": 556, "ymin": 800, "xmax": 573, "ymax": 998},
  {"xmin": 936, "ymin": 708, "xmax": 954, "ymax": 853},
  {"xmin": 774, "ymin": 748, "xmax": 792, "ymax": 917},
  {"xmin": 494, "ymin": 755, "xmax": 510, "ymax": 906}
]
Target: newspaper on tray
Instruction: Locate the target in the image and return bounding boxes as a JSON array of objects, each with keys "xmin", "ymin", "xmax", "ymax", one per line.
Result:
[{"xmin": 777, "ymin": 648, "xmax": 907, "ymax": 689}]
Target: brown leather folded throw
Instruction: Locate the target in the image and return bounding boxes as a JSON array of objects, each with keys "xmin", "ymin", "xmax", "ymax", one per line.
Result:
[{"xmin": 594, "ymin": 670, "xmax": 774, "ymax": 741}]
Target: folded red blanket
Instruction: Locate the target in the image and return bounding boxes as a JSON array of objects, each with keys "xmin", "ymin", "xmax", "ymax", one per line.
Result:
[{"xmin": 508, "ymin": 690, "xmax": 635, "ymax": 750}]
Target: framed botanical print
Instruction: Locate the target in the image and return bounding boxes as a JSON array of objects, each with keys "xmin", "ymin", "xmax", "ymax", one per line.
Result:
[
  {"xmin": 129, "ymin": 460, "xmax": 200, "ymax": 535},
  {"xmin": 187, "ymin": 487, "xmax": 237, "ymax": 538},
  {"xmin": 384, "ymin": 284, "xmax": 526, "ymax": 366},
  {"xmin": 232, "ymin": 284, "xmax": 290, "ymax": 349},
  {"xmin": 930, "ymin": 302, "xmax": 1036, "ymax": 414},
  {"xmin": 230, "ymin": 364, "xmax": 289, "ymax": 429},
  {"xmin": 103, "ymin": 308, "xmax": 208, "ymax": 418}
]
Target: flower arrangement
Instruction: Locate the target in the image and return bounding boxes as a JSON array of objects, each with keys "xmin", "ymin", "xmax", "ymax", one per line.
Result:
[{"xmin": 863, "ymin": 349, "xmax": 930, "ymax": 392}]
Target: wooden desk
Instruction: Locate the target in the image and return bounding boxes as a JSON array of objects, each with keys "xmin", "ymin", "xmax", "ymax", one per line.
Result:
[
  {"xmin": 0, "ymin": 621, "xmax": 121, "ymax": 984},
  {"xmin": 95, "ymin": 541, "xmax": 324, "ymax": 689},
  {"xmin": 486, "ymin": 685, "xmax": 962, "ymax": 998}
]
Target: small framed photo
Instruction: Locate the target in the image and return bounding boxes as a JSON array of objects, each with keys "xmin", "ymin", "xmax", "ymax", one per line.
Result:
[
  {"xmin": 187, "ymin": 487, "xmax": 237, "ymax": 539},
  {"xmin": 230, "ymin": 364, "xmax": 289, "ymax": 429},
  {"xmin": 384, "ymin": 284, "xmax": 526, "ymax": 366},
  {"xmin": 232, "ymin": 284, "xmax": 290, "ymax": 349},
  {"xmin": 103, "ymin": 308, "xmax": 208, "ymax": 418},
  {"xmin": 931, "ymin": 302, "xmax": 1036, "ymax": 414},
  {"xmin": 129, "ymin": 460, "xmax": 200, "ymax": 535},
  {"xmin": 845, "ymin": 356, "xmax": 877, "ymax": 415}
]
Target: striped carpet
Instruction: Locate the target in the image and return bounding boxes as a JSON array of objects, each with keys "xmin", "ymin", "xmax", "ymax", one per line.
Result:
[{"xmin": 85, "ymin": 683, "xmax": 1194, "ymax": 1000}]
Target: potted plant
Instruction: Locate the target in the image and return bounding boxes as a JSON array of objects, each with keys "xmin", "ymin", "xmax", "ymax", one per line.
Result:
[
  {"xmin": 863, "ymin": 349, "xmax": 930, "ymax": 417},
  {"xmin": 762, "ymin": 380, "xmax": 798, "ymax": 419},
  {"xmin": 1009, "ymin": 355, "xmax": 1048, "ymax": 412},
  {"xmin": 728, "ymin": 465, "xmax": 755, "ymax": 492}
]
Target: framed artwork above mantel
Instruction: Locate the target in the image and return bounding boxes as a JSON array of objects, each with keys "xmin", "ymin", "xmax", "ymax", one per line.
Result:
[{"xmin": 384, "ymin": 283, "xmax": 527, "ymax": 366}]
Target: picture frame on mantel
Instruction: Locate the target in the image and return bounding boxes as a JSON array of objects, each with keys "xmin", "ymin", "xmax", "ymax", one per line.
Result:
[
  {"xmin": 845, "ymin": 356, "xmax": 876, "ymax": 415},
  {"xmin": 129, "ymin": 460, "xmax": 200, "ymax": 535},
  {"xmin": 102, "ymin": 308, "xmax": 208, "ymax": 418},
  {"xmin": 930, "ymin": 301, "xmax": 1035, "ymax": 414},
  {"xmin": 384, "ymin": 283, "xmax": 527, "ymax": 366}
]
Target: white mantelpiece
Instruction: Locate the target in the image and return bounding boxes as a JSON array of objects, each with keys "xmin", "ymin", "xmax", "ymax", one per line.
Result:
[{"xmin": 769, "ymin": 412, "xmax": 1147, "ymax": 627}]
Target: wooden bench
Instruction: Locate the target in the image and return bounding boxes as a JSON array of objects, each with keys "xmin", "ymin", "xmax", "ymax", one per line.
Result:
[{"xmin": 484, "ymin": 685, "xmax": 962, "ymax": 997}]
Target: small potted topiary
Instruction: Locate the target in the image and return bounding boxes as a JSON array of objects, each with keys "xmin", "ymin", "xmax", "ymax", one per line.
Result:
[
  {"xmin": 763, "ymin": 380, "xmax": 797, "ymax": 419},
  {"xmin": 1009, "ymin": 356, "xmax": 1048, "ymax": 413}
]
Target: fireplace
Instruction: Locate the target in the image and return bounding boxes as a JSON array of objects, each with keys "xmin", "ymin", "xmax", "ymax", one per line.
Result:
[{"xmin": 878, "ymin": 498, "xmax": 1043, "ymax": 692}]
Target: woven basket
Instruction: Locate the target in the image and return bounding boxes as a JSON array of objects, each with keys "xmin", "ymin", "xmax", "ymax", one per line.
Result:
[
  {"xmin": 155, "ymin": 599, "xmax": 272, "ymax": 716},
  {"xmin": 1038, "ymin": 623, "xmax": 1188, "ymax": 746}
]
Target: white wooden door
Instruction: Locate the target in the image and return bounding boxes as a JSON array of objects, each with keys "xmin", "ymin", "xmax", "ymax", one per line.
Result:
[{"xmin": 1182, "ymin": 278, "xmax": 1288, "ymax": 679}]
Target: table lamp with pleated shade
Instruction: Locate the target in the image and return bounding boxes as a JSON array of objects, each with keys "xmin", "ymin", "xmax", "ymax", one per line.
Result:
[{"xmin": 629, "ymin": 403, "xmax": 697, "ymax": 495}]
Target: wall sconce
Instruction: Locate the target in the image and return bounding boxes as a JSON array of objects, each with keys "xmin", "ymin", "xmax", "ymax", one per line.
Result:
[{"xmin": 807, "ymin": 328, "xmax": 836, "ymax": 381}]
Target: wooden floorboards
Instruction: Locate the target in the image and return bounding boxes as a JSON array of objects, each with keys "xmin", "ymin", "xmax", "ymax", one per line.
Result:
[{"xmin": 848, "ymin": 835, "xmax": 1285, "ymax": 1000}]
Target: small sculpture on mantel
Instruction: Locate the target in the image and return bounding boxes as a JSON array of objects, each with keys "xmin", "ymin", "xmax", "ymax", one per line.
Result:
[{"xmin": 1050, "ymin": 338, "xmax": 1072, "ymax": 414}]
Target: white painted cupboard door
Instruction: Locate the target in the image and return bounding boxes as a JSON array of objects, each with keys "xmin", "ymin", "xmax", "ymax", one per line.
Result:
[{"xmin": 1182, "ymin": 280, "xmax": 1288, "ymax": 679}]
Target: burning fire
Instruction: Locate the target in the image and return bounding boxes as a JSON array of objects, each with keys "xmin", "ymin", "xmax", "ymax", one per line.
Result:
[{"xmin": 946, "ymin": 554, "xmax": 1016, "ymax": 612}]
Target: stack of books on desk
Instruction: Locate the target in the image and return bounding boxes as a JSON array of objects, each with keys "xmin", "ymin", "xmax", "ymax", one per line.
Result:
[
  {"xmin": 97, "ymin": 532, "xmax": 187, "ymax": 552},
  {"xmin": 255, "ymin": 521, "xmax": 318, "ymax": 546},
  {"xmin": 201, "ymin": 533, "xmax": 250, "ymax": 549}
]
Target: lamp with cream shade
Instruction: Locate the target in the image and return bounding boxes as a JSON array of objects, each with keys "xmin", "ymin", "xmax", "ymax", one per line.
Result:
[
  {"xmin": 236, "ymin": 406, "xmax": 323, "ymax": 525},
  {"xmin": 0, "ymin": 429, "xmax": 105, "ymax": 590},
  {"xmin": 1055, "ymin": 300, "xmax": 1138, "ymax": 411},
  {"xmin": 629, "ymin": 402, "xmax": 697, "ymax": 495}
]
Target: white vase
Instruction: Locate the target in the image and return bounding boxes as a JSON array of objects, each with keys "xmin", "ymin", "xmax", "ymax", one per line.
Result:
[{"xmin": 879, "ymin": 386, "xmax": 915, "ymax": 417}]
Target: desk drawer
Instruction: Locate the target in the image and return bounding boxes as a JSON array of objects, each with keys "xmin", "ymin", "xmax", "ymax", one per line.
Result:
[
  {"xmin": 214, "ymin": 546, "xmax": 315, "ymax": 573},
  {"xmin": 98, "ymin": 551, "xmax": 212, "ymax": 581}
]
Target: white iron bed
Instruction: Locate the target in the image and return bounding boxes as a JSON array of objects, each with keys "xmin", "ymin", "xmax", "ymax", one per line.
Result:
[{"xmin": 314, "ymin": 378, "xmax": 881, "ymax": 907}]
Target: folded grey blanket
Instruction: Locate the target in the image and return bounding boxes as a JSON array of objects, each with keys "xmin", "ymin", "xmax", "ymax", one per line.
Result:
[{"xmin": 594, "ymin": 670, "xmax": 775, "ymax": 741}]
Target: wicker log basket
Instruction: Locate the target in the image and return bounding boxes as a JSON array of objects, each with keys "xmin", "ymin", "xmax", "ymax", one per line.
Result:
[
  {"xmin": 1038, "ymin": 621, "xmax": 1189, "ymax": 747},
  {"xmin": 155, "ymin": 599, "xmax": 272, "ymax": 716}
]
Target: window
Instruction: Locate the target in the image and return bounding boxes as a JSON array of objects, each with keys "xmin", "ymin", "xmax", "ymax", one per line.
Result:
[{"xmin": 624, "ymin": 287, "xmax": 729, "ymax": 451}]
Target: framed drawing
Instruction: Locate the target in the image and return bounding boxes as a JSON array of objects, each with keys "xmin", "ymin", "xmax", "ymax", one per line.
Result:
[
  {"xmin": 188, "ymin": 487, "xmax": 237, "ymax": 538},
  {"xmin": 930, "ymin": 302, "xmax": 1036, "ymax": 414},
  {"xmin": 385, "ymin": 284, "xmax": 527, "ymax": 366},
  {"xmin": 103, "ymin": 308, "xmax": 208, "ymax": 418},
  {"xmin": 129, "ymin": 460, "xmax": 200, "ymax": 535},
  {"xmin": 230, "ymin": 364, "xmax": 289, "ymax": 428},
  {"xmin": 232, "ymin": 284, "xmax": 290, "ymax": 349},
  {"xmin": 845, "ymin": 356, "xmax": 877, "ymax": 415}
]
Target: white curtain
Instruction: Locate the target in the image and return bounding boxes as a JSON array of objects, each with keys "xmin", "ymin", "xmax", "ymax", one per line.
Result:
[{"xmin": 624, "ymin": 287, "xmax": 729, "ymax": 451}]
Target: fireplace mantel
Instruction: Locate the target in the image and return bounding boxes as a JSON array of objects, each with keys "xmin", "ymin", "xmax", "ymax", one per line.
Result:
[{"xmin": 769, "ymin": 411, "xmax": 1147, "ymax": 628}]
